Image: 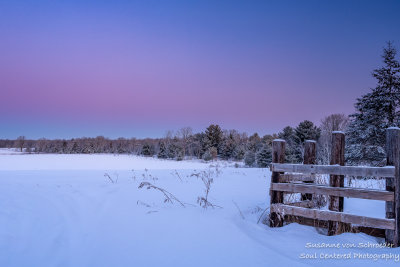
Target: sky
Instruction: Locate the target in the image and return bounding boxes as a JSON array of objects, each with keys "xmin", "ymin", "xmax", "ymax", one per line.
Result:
[{"xmin": 1, "ymin": 0, "xmax": 400, "ymax": 139}]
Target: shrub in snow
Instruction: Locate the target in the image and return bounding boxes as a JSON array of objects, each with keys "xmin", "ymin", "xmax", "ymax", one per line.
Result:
[
  {"xmin": 138, "ymin": 181, "xmax": 185, "ymax": 207},
  {"xmin": 244, "ymin": 151, "xmax": 256, "ymax": 167},
  {"xmin": 210, "ymin": 147, "xmax": 218, "ymax": 160},
  {"xmin": 176, "ymin": 151, "xmax": 184, "ymax": 161},
  {"xmin": 192, "ymin": 169, "xmax": 221, "ymax": 209},
  {"xmin": 202, "ymin": 149, "xmax": 213, "ymax": 161}
]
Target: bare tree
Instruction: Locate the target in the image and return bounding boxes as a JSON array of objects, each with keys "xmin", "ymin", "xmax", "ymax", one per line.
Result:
[
  {"xmin": 14, "ymin": 136, "xmax": 26, "ymax": 152},
  {"xmin": 318, "ymin": 114, "xmax": 349, "ymax": 164},
  {"xmin": 177, "ymin": 127, "xmax": 193, "ymax": 158},
  {"xmin": 320, "ymin": 114, "xmax": 349, "ymax": 133}
]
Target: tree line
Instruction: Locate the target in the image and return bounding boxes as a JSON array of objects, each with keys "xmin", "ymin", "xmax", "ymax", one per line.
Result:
[
  {"xmin": 0, "ymin": 116, "xmax": 346, "ymax": 167},
  {"xmin": 1, "ymin": 42, "xmax": 399, "ymax": 167}
]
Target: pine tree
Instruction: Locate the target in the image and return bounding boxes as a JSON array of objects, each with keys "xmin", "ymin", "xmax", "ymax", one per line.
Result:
[
  {"xmin": 346, "ymin": 42, "xmax": 400, "ymax": 166},
  {"xmin": 244, "ymin": 151, "xmax": 256, "ymax": 167},
  {"xmin": 167, "ymin": 137, "xmax": 183, "ymax": 159},
  {"xmin": 293, "ymin": 120, "xmax": 320, "ymax": 162},
  {"xmin": 192, "ymin": 132, "xmax": 205, "ymax": 159},
  {"xmin": 247, "ymin": 133, "xmax": 262, "ymax": 152},
  {"xmin": 203, "ymin": 124, "xmax": 223, "ymax": 155},
  {"xmin": 157, "ymin": 142, "xmax": 168, "ymax": 159},
  {"xmin": 294, "ymin": 120, "xmax": 320, "ymax": 144},
  {"xmin": 278, "ymin": 126, "xmax": 298, "ymax": 163},
  {"xmin": 233, "ymin": 145, "xmax": 245, "ymax": 160},
  {"xmin": 141, "ymin": 143, "xmax": 154, "ymax": 157},
  {"xmin": 256, "ymin": 144, "xmax": 272, "ymax": 167},
  {"xmin": 202, "ymin": 149, "xmax": 213, "ymax": 161},
  {"xmin": 220, "ymin": 132, "xmax": 236, "ymax": 160}
]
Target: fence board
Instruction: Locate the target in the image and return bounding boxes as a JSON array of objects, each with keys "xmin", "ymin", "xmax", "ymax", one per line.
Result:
[
  {"xmin": 279, "ymin": 173, "xmax": 315, "ymax": 182},
  {"xmin": 271, "ymin": 163, "xmax": 395, "ymax": 177},
  {"xmin": 287, "ymin": 200, "xmax": 317, "ymax": 208},
  {"xmin": 271, "ymin": 183, "xmax": 394, "ymax": 201},
  {"xmin": 271, "ymin": 204, "xmax": 395, "ymax": 230}
]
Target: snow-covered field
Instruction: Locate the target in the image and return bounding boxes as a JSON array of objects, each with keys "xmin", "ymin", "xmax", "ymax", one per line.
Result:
[{"xmin": 0, "ymin": 149, "xmax": 399, "ymax": 266}]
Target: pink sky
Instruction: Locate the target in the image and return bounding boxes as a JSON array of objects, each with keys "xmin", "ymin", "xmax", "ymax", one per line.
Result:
[{"xmin": 1, "ymin": 1, "xmax": 399, "ymax": 138}]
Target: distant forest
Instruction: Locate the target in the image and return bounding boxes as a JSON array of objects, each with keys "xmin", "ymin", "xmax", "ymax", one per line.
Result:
[
  {"xmin": 0, "ymin": 114, "xmax": 345, "ymax": 167},
  {"xmin": 1, "ymin": 42, "xmax": 400, "ymax": 167}
]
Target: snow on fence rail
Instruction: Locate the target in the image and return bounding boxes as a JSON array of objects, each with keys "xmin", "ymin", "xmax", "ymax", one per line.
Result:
[
  {"xmin": 270, "ymin": 163, "xmax": 395, "ymax": 177},
  {"xmin": 268, "ymin": 128, "xmax": 400, "ymax": 247}
]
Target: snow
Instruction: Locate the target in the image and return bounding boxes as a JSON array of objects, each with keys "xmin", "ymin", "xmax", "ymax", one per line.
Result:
[
  {"xmin": 0, "ymin": 152, "xmax": 399, "ymax": 266},
  {"xmin": 0, "ymin": 148, "xmax": 212, "ymax": 171},
  {"xmin": 305, "ymin": 140, "xmax": 317, "ymax": 143},
  {"xmin": 0, "ymin": 148, "xmax": 28, "ymax": 155}
]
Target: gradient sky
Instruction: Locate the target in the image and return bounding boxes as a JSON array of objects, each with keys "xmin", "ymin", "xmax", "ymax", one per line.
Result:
[{"xmin": 1, "ymin": 0, "xmax": 400, "ymax": 139}]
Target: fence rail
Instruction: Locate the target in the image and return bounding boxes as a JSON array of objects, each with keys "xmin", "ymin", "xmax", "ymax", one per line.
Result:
[
  {"xmin": 270, "ymin": 163, "xmax": 395, "ymax": 177},
  {"xmin": 271, "ymin": 204, "xmax": 396, "ymax": 230},
  {"xmin": 270, "ymin": 182, "xmax": 394, "ymax": 201},
  {"xmin": 279, "ymin": 173, "xmax": 315, "ymax": 182}
]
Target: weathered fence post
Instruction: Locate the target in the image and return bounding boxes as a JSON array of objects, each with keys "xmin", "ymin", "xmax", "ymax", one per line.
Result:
[
  {"xmin": 328, "ymin": 131, "xmax": 345, "ymax": 236},
  {"xmin": 301, "ymin": 140, "xmax": 316, "ymax": 201},
  {"xmin": 270, "ymin": 139, "xmax": 286, "ymax": 227},
  {"xmin": 385, "ymin": 127, "xmax": 400, "ymax": 247}
]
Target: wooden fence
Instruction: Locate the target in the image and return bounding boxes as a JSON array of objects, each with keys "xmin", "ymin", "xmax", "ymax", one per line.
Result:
[{"xmin": 269, "ymin": 128, "xmax": 400, "ymax": 247}]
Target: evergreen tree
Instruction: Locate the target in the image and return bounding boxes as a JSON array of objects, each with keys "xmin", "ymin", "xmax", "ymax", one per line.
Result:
[
  {"xmin": 262, "ymin": 134, "xmax": 277, "ymax": 146},
  {"xmin": 293, "ymin": 120, "xmax": 320, "ymax": 162},
  {"xmin": 202, "ymin": 149, "xmax": 213, "ymax": 161},
  {"xmin": 157, "ymin": 141, "xmax": 168, "ymax": 159},
  {"xmin": 244, "ymin": 151, "xmax": 256, "ymax": 167},
  {"xmin": 278, "ymin": 126, "xmax": 298, "ymax": 163},
  {"xmin": 70, "ymin": 140, "xmax": 80, "ymax": 153},
  {"xmin": 233, "ymin": 145, "xmax": 245, "ymax": 160},
  {"xmin": 192, "ymin": 132, "xmax": 205, "ymax": 158},
  {"xmin": 347, "ymin": 42, "xmax": 400, "ymax": 166},
  {"xmin": 203, "ymin": 124, "xmax": 223, "ymax": 155},
  {"xmin": 167, "ymin": 137, "xmax": 183, "ymax": 159},
  {"xmin": 220, "ymin": 132, "xmax": 236, "ymax": 160},
  {"xmin": 141, "ymin": 143, "xmax": 154, "ymax": 156},
  {"xmin": 256, "ymin": 144, "xmax": 272, "ymax": 167},
  {"xmin": 294, "ymin": 120, "xmax": 321, "ymax": 144},
  {"xmin": 247, "ymin": 133, "xmax": 262, "ymax": 152}
]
